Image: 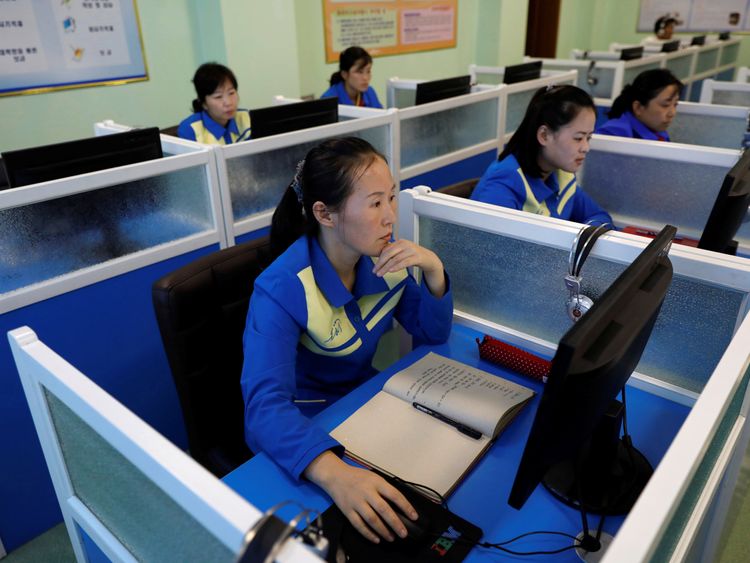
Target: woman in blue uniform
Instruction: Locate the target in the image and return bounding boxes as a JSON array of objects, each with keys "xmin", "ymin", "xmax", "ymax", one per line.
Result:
[
  {"xmin": 241, "ymin": 137, "xmax": 451, "ymax": 542},
  {"xmin": 321, "ymin": 46, "xmax": 383, "ymax": 108},
  {"xmin": 177, "ymin": 62, "xmax": 251, "ymax": 144},
  {"xmin": 596, "ymin": 69, "xmax": 682, "ymax": 141},
  {"xmin": 471, "ymin": 85, "xmax": 612, "ymax": 226}
]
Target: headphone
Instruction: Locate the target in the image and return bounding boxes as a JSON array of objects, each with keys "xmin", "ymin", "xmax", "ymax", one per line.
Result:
[
  {"xmin": 586, "ymin": 60, "xmax": 599, "ymax": 86},
  {"xmin": 564, "ymin": 223, "xmax": 612, "ymax": 322}
]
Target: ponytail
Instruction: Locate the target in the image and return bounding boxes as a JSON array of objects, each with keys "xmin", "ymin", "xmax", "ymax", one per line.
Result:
[
  {"xmin": 330, "ymin": 71, "xmax": 343, "ymax": 86},
  {"xmin": 191, "ymin": 98, "xmax": 203, "ymax": 113},
  {"xmin": 270, "ymin": 183, "xmax": 308, "ymax": 258},
  {"xmin": 608, "ymin": 84, "xmax": 635, "ymax": 118}
]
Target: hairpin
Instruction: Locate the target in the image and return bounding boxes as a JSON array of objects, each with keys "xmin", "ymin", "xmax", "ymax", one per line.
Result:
[{"xmin": 291, "ymin": 159, "xmax": 305, "ymax": 204}]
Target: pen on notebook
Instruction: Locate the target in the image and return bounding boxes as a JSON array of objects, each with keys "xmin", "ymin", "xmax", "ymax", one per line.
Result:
[{"xmin": 412, "ymin": 401, "xmax": 482, "ymax": 440}]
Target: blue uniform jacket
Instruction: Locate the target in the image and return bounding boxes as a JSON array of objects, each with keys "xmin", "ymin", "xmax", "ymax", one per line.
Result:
[
  {"xmin": 177, "ymin": 109, "xmax": 251, "ymax": 144},
  {"xmin": 596, "ymin": 111, "xmax": 670, "ymax": 141},
  {"xmin": 240, "ymin": 235, "xmax": 452, "ymax": 480},
  {"xmin": 470, "ymin": 154, "xmax": 613, "ymax": 226},
  {"xmin": 321, "ymin": 82, "xmax": 383, "ymax": 109}
]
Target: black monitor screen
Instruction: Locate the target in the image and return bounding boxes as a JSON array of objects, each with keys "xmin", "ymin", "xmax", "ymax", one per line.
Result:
[
  {"xmin": 691, "ymin": 35, "xmax": 707, "ymax": 46},
  {"xmin": 661, "ymin": 40, "xmax": 681, "ymax": 53},
  {"xmin": 414, "ymin": 75, "xmax": 472, "ymax": 105},
  {"xmin": 620, "ymin": 46, "xmax": 644, "ymax": 60},
  {"xmin": 249, "ymin": 98, "xmax": 338, "ymax": 139},
  {"xmin": 503, "ymin": 61, "xmax": 543, "ymax": 85},
  {"xmin": 508, "ymin": 226, "xmax": 675, "ymax": 515},
  {"xmin": 719, "ymin": 32, "xmax": 731, "ymax": 41},
  {"xmin": 698, "ymin": 149, "xmax": 750, "ymax": 255},
  {"xmin": 1, "ymin": 128, "xmax": 162, "ymax": 188}
]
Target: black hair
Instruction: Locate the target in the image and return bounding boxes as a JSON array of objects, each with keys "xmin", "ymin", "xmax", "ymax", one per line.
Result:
[
  {"xmin": 270, "ymin": 137, "xmax": 386, "ymax": 257},
  {"xmin": 191, "ymin": 62, "xmax": 238, "ymax": 113},
  {"xmin": 329, "ymin": 46, "xmax": 373, "ymax": 86},
  {"xmin": 608, "ymin": 69, "xmax": 683, "ymax": 119},
  {"xmin": 654, "ymin": 16, "xmax": 678, "ymax": 35},
  {"xmin": 499, "ymin": 85, "xmax": 596, "ymax": 178}
]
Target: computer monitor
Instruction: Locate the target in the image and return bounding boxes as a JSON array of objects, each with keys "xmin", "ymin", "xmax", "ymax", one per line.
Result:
[
  {"xmin": 249, "ymin": 98, "xmax": 338, "ymax": 139},
  {"xmin": 661, "ymin": 40, "xmax": 681, "ymax": 53},
  {"xmin": 414, "ymin": 75, "xmax": 472, "ymax": 105},
  {"xmin": 698, "ymin": 149, "xmax": 750, "ymax": 255},
  {"xmin": 719, "ymin": 32, "xmax": 731, "ymax": 41},
  {"xmin": 503, "ymin": 61, "xmax": 543, "ymax": 85},
  {"xmin": 508, "ymin": 225, "xmax": 676, "ymax": 517},
  {"xmin": 620, "ymin": 46, "xmax": 644, "ymax": 60},
  {"xmin": 1, "ymin": 128, "xmax": 162, "ymax": 189},
  {"xmin": 691, "ymin": 35, "xmax": 707, "ymax": 46}
]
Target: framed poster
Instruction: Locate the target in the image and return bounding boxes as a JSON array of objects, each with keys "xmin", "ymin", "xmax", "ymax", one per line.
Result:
[
  {"xmin": 0, "ymin": 0, "xmax": 147, "ymax": 97},
  {"xmin": 323, "ymin": 0, "xmax": 457, "ymax": 63},
  {"xmin": 638, "ymin": 0, "xmax": 750, "ymax": 32}
]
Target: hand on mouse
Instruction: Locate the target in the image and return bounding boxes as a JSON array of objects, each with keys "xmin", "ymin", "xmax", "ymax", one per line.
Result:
[{"xmin": 304, "ymin": 451, "xmax": 418, "ymax": 543}]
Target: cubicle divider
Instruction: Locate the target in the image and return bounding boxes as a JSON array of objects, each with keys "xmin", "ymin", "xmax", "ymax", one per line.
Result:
[
  {"xmin": 700, "ymin": 78, "xmax": 750, "ymax": 107},
  {"xmin": 594, "ymin": 100, "xmax": 750, "ymax": 150},
  {"xmin": 467, "ymin": 67, "xmax": 578, "ymax": 141},
  {"xmin": 579, "ymin": 135, "xmax": 750, "ymax": 255},
  {"xmin": 398, "ymin": 187, "xmax": 750, "ymax": 561},
  {"xmin": 0, "ymin": 137, "xmax": 226, "ymax": 550}
]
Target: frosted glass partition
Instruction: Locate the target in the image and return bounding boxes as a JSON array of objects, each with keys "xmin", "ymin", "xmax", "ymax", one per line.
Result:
[
  {"xmin": 215, "ymin": 111, "xmax": 397, "ymax": 239},
  {"xmin": 663, "ymin": 102, "xmax": 749, "ymax": 150},
  {"xmin": 664, "ymin": 49, "xmax": 697, "ymax": 81},
  {"xmin": 696, "ymin": 46, "xmax": 721, "ymax": 75},
  {"xmin": 622, "ymin": 61, "xmax": 663, "ymax": 85},
  {"xmin": 720, "ymin": 40, "xmax": 741, "ymax": 67},
  {"xmin": 420, "ymin": 218, "xmax": 744, "ymax": 394},
  {"xmin": 45, "ymin": 390, "xmax": 234, "ymax": 562},
  {"xmin": 0, "ymin": 147, "xmax": 222, "ymax": 308},
  {"xmin": 524, "ymin": 58, "xmax": 618, "ymax": 101},
  {"xmin": 399, "ymin": 189, "xmax": 750, "ymax": 393},
  {"xmin": 700, "ymin": 79, "xmax": 750, "ymax": 107},
  {"xmin": 580, "ymin": 136, "xmax": 746, "ymax": 247}
]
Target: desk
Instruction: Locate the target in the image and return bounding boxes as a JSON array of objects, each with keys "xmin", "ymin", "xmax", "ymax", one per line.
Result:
[{"xmin": 224, "ymin": 325, "xmax": 689, "ymax": 561}]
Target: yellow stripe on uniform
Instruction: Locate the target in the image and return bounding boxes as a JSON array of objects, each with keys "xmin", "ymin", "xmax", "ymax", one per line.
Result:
[
  {"xmin": 517, "ymin": 167, "xmax": 550, "ymax": 216},
  {"xmin": 556, "ymin": 170, "xmax": 577, "ymax": 215}
]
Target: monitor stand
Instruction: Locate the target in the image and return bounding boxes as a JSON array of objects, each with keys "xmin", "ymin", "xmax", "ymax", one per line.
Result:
[{"xmin": 542, "ymin": 398, "xmax": 653, "ymax": 515}]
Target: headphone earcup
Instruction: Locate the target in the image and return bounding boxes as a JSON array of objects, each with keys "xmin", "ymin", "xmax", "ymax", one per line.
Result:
[{"xmin": 566, "ymin": 293, "xmax": 594, "ymax": 322}]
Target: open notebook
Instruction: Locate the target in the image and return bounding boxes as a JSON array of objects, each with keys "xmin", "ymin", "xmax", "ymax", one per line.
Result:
[{"xmin": 331, "ymin": 352, "xmax": 534, "ymax": 499}]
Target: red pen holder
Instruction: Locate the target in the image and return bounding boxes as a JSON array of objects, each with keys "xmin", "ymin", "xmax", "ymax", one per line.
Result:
[{"xmin": 476, "ymin": 335, "xmax": 551, "ymax": 383}]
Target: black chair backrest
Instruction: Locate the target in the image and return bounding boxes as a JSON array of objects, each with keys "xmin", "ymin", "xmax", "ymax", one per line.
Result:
[
  {"xmin": 160, "ymin": 125, "xmax": 179, "ymax": 137},
  {"xmin": 436, "ymin": 178, "xmax": 479, "ymax": 199},
  {"xmin": 152, "ymin": 236, "xmax": 273, "ymax": 476}
]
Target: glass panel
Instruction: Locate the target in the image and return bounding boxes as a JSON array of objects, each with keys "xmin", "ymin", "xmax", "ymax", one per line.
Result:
[
  {"xmin": 394, "ymin": 88, "xmax": 416, "ymax": 109},
  {"xmin": 44, "ymin": 390, "xmax": 235, "ymax": 562},
  {"xmin": 476, "ymin": 73, "xmax": 502, "ymax": 86},
  {"xmin": 697, "ymin": 50, "xmax": 720, "ymax": 74},
  {"xmin": 650, "ymin": 363, "xmax": 750, "ymax": 561},
  {"xmin": 400, "ymin": 99, "xmax": 497, "ymax": 167},
  {"xmin": 721, "ymin": 43, "xmax": 740, "ymax": 66},
  {"xmin": 419, "ymin": 219, "xmax": 744, "ymax": 392},
  {"xmin": 714, "ymin": 90, "xmax": 750, "ymax": 107},
  {"xmin": 623, "ymin": 62, "xmax": 661, "ymax": 85},
  {"xmin": 0, "ymin": 166, "xmax": 214, "ymax": 295},
  {"xmin": 669, "ymin": 113, "xmax": 747, "ymax": 149},
  {"xmin": 543, "ymin": 62, "xmax": 615, "ymax": 99},
  {"xmin": 506, "ymin": 90, "xmax": 536, "ymax": 133},
  {"xmin": 226, "ymin": 125, "xmax": 389, "ymax": 222},
  {"xmin": 666, "ymin": 55, "xmax": 694, "ymax": 80},
  {"xmin": 578, "ymin": 150, "xmax": 731, "ymax": 239}
]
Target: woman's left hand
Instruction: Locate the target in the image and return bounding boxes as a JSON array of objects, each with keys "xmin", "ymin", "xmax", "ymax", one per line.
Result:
[{"xmin": 373, "ymin": 240, "xmax": 446, "ymax": 298}]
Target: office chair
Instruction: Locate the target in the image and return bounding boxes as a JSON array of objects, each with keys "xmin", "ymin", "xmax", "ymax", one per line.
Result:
[
  {"xmin": 152, "ymin": 236, "xmax": 273, "ymax": 477},
  {"xmin": 436, "ymin": 177, "xmax": 480, "ymax": 199},
  {"xmin": 159, "ymin": 124, "xmax": 180, "ymax": 136}
]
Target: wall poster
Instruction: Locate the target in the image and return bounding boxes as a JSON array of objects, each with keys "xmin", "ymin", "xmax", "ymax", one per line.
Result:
[
  {"xmin": 638, "ymin": 0, "xmax": 750, "ymax": 32},
  {"xmin": 0, "ymin": 0, "xmax": 147, "ymax": 96},
  {"xmin": 323, "ymin": 0, "xmax": 457, "ymax": 63}
]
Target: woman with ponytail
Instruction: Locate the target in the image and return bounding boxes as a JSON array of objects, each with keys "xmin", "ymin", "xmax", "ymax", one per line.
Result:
[
  {"xmin": 321, "ymin": 46, "xmax": 383, "ymax": 108},
  {"xmin": 241, "ymin": 137, "xmax": 451, "ymax": 543},
  {"xmin": 177, "ymin": 62, "xmax": 251, "ymax": 144},
  {"xmin": 596, "ymin": 69, "xmax": 682, "ymax": 141},
  {"xmin": 471, "ymin": 84, "xmax": 612, "ymax": 226}
]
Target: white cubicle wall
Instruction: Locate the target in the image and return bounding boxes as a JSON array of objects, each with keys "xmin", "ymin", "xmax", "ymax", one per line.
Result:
[
  {"xmin": 466, "ymin": 68, "xmax": 578, "ymax": 141},
  {"xmin": 398, "ymin": 187, "xmax": 750, "ymax": 562},
  {"xmin": 700, "ymin": 79, "xmax": 750, "ymax": 107},
  {"xmin": 579, "ymin": 135, "xmax": 750, "ymax": 255}
]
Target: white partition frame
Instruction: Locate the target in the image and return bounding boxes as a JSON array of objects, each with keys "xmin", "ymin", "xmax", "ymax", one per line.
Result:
[
  {"xmin": 214, "ymin": 111, "xmax": 399, "ymax": 242},
  {"xmin": 466, "ymin": 67, "xmax": 578, "ymax": 142},
  {"xmin": 7, "ymin": 326, "xmax": 321, "ymax": 563},
  {"xmin": 94, "ymin": 120, "xmax": 208, "ymax": 156},
  {"xmin": 385, "ymin": 83, "xmax": 503, "ymax": 182},
  {"xmin": 737, "ymin": 67, "xmax": 750, "ymax": 82},
  {"xmin": 700, "ymin": 79, "xmax": 750, "ymax": 105},
  {"xmin": 272, "ymin": 95, "xmax": 387, "ymax": 120},
  {"xmin": 0, "ymin": 144, "xmax": 226, "ymax": 315},
  {"xmin": 397, "ymin": 187, "xmax": 750, "ymax": 562}
]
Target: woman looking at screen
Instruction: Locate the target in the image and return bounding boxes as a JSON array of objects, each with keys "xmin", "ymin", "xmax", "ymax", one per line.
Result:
[
  {"xmin": 322, "ymin": 46, "xmax": 383, "ymax": 109},
  {"xmin": 596, "ymin": 69, "xmax": 682, "ymax": 142},
  {"xmin": 470, "ymin": 85, "xmax": 612, "ymax": 226},
  {"xmin": 177, "ymin": 62, "xmax": 251, "ymax": 145},
  {"xmin": 241, "ymin": 137, "xmax": 451, "ymax": 542}
]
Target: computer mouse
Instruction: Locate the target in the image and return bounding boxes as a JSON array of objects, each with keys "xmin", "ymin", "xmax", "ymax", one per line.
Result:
[{"xmin": 387, "ymin": 500, "xmax": 430, "ymax": 543}]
